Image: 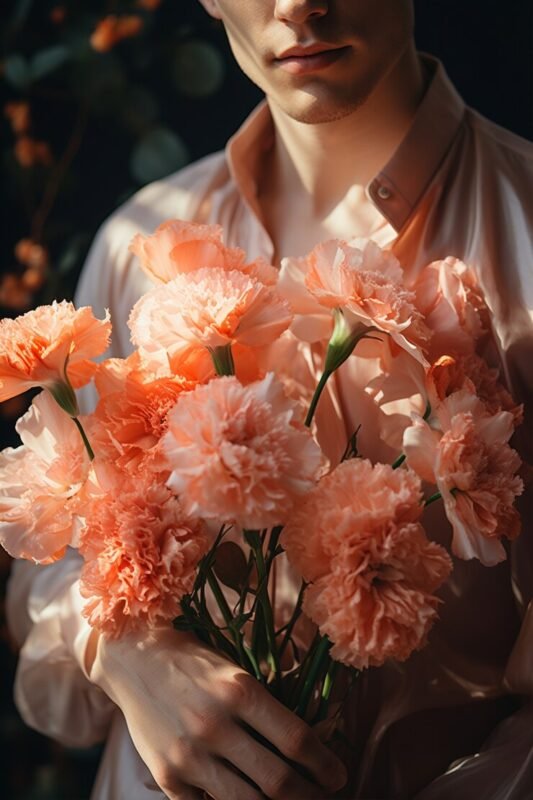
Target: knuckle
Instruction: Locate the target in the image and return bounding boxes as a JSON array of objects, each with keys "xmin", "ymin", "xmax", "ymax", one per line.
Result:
[
  {"xmin": 218, "ymin": 674, "xmax": 254, "ymax": 710},
  {"xmin": 152, "ymin": 761, "xmax": 181, "ymax": 793},
  {"xmin": 264, "ymin": 764, "xmax": 294, "ymax": 798},
  {"xmin": 283, "ymin": 720, "xmax": 311, "ymax": 760},
  {"xmin": 169, "ymin": 736, "xmax": 197, "ymax": 769},
  {"xmin": 192, "ymin": 706, "xmax": 226, "ymax": 743}
]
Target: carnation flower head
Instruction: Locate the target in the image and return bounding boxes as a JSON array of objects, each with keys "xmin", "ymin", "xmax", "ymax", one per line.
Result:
[
  {"xmin": 88, "ymin": 365, "xmax": 196, "ymax": 475},
  {"xmin": 279, "ymin": 238, "xmax": 430, "ymax": 365},
  {"xmin": 0, "ymin": 391, "xmax": 90, "ymax": 563},
  {"xmin": 403, "ymin": 390, "xmax": 523, "ymax": 565},
  {"xmin": 128, "ymin": 268, "xmax": 292, "ymax": 370},
  {"xmin": 162, "ymin": 373, "xmax": 325, "ymax": 529},
  {"xmin": 78, "ymin": 469, "xmax": 208, "ymax": 638},
  {"xmin": 130, "ymin": 219, "xmax": 278, "ymax": 285},
  {"xmin": 0, "ymin": 300, "xmax": 111, "ymax": 407},
  {"xmin": 281, "ymin": 459, "xmax": 451, "ymax": 669},
  {"xmin": 413, "ymin": 258, "xmax": 489, "ymax": 360},
  {"xmin": 428, "ymin": 354, "xmax": 523, "ymax": 427}
]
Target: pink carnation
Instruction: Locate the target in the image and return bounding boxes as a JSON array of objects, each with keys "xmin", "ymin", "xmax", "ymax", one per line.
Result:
[
  {"xmin": 281, "ymin": 460, "xmax": 451, "ymax": 669},
  {"xmin": 0, "ymin": 300, "xmax": 111, "ymax": 401},
  {"xmin": 278, "ymin": 238, "xmax": 430, "ymax": 364},
  {"xmin": 130, "ymin": 219, "xmax": 278, "ymax": 285},
  {"xmin": 403, "ymin": 390, "xmax": 523, "ymax": 565},
  {"xmin": 0, "ymin": 392, "xmax": 90, "ymax": 563},
  {"xmin": 162, "ymin": 373, "xmax": 325, "ymax": 529},
  {"xmin": 128, "ymin": 268, "xmax": 292, "ymax": 369},
  {"xmin": 413, "ymin": 258, "xmax": 488, "ymax": 360},
  {"xmin": 79, "ymin": 470, "xmax": 208, "ymax": 638}
]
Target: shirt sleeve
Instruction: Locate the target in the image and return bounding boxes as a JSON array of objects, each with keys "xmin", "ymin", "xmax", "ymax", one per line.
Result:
[{"xmin": 6, "ymin": 553, "xmax": 114, "ymax": 747}]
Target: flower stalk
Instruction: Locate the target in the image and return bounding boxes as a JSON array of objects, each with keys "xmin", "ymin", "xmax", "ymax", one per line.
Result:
[
  {"xmin": 72, "ymin": 416, "xmax": 95, "ymax": 461},
  {"xmin": 208, "ymin": 344, "xmax": 235, "ymax": 376},
  {"xmin": 305, "ymin": 311, "xmax": 374, "ymax": 427},
  {"xmin": 294, "ymin": 635, "xmax": 331, "ymax": 718}
]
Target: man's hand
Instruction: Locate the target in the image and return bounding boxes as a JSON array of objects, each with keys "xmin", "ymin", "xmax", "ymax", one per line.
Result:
[{"xmin": 90, "ymin": 626, "xmax": 347, "ymax": 800}]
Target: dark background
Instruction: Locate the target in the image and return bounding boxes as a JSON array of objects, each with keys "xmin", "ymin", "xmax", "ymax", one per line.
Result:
[{"xmin": 0, "ymin": 0, "xmax": 532, "ymax": 797}]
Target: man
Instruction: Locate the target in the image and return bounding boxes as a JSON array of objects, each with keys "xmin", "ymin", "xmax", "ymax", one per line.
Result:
[{"xmin": 7, "ymin": 1, "xmax": 533, "ymax": 798}]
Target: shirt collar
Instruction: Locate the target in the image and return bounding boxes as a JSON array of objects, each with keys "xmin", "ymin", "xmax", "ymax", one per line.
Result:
[{"xmin": 225, "ymin": 55, "xmax": 466, "ymax": 233}]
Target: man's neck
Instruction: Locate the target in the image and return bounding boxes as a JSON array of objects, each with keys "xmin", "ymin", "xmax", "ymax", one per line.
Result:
[{"xmin": 263, "ymin": 47, "xmax": 427, "ymax": 220}]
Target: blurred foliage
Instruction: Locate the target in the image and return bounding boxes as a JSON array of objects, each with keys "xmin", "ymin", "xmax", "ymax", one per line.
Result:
[{"xmin": 0, "ymin": 0, "xmax": 260, "ymax": 324}]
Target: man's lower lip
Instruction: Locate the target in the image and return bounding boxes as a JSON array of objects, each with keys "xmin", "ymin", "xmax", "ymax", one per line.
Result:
[{"xmin": 275, "ymin": 47, "xmax": 348, "ymax": 75}]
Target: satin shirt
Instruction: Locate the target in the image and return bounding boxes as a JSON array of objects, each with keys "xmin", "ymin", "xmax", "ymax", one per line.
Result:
[{"xmin": 7, "ymin": 54, "xmax": 533, "ymax": 799}]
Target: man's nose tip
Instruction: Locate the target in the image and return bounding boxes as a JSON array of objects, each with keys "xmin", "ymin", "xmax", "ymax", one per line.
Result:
[{"xmin": 274, "ymin": 0, "xmax": 329, "ymax": 25}]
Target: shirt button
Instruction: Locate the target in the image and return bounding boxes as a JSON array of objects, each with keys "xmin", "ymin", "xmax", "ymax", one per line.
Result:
[{"xmin": 377, "ymin": 185, "xmax": 392, "ymax": 200}]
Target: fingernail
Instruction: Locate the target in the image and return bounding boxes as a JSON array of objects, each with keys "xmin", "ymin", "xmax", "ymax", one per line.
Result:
[{"xmin": 326, "ymin": 760, "xmax": 347, "ymax": 792}]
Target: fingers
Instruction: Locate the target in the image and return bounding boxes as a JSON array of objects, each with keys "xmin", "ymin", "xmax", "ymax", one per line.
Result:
[
  {"xmin": 218, "ymin": 722, "xmax": 328, "ymax": 799},
  {"xmin": 237, "ymin": 678, "xmax": 347, "ymax": 795},
  {"xmin": 158, "ymin": 757, "xmax": 262, "ymax": 800},
  {"xmin": 167, "ymin": 781, "xmax": 204, "ymax": 800},
  {"xmin": 194, "ymin": 757, "xmax": 264, "ymax": 800}
]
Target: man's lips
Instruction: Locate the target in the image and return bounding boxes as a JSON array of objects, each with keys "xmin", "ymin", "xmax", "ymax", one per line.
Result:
[{"xmin": 273, "ymin": 45, "xmax": 350, "ymax": 76}]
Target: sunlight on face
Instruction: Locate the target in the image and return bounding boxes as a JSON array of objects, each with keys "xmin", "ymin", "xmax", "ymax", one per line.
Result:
[{"xmin": 202, "ymin": 0, "xmax": 416, "ymax": 123}]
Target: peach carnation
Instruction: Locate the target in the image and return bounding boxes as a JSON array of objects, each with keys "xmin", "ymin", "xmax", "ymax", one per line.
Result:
[
  {"xmin": 281, "ymin": 460, "xmax": 451, "ymax": 669},
  {"xmin": 130, "ymin": 219, "xmax": 278, "ymax": 286},
  {"xmin": 0, "ymin": 300, "xmax": 111, "ymax": 403},
  {"xmin": 78, "ymin": 470, "xmax": 208, "ymax": 638},
  {"xmin": 279, "ymin": 238, "xmax": 430, "ymax": 364},
  {"xmin": 427, "ymin": 354, "xmax": 523, "ymax": 427},
  {"xmin": 88, "ymin": 368, "xmax": 196, "ymax": 475},
  {"xmin": 413, "ymin": 258, "xmax": 488, "ymax": 360},
  {"xmin": 128, "ymin": 268, "xmax": 292, "ymax": 368},
  {"xmin": 403, "ymin": 391, "xmax": 523, "ymax": 565},
  {"xmin": 0, "ymin": 392, "xmax": 90, "ymax": 563},
  {"xmin": 162, "ymin": 373, "xmax": 325, "ymax": 529}
]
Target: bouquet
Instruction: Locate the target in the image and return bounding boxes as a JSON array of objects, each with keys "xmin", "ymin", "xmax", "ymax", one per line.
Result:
[{"xmin": 0, "ymin": 221, "xmax": 524, "ymax": 752}]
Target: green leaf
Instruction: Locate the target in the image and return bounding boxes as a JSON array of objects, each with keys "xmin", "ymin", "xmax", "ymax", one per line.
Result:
[
  {"xmin": 173, "ymin": 39, "xmax": 225, "ymax": 97},
  {"xmin": 4, "ymin": 54, "xmax": 31, "ymax": 89},
  {"xmin": 130, "ymin": 127, "xmax": 189, "ymax": 184},
  {"xmin": 31, "ymin": 45, "xmax": 70, "ymax": 80}
]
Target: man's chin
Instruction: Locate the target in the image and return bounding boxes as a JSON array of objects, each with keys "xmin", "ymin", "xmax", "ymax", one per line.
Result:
[{"xmin": 270, "ymin": 92, "xmax": 366, "ymax": 125}]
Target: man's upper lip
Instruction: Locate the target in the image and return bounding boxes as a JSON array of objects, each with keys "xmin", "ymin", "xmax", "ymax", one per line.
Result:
[{"xmin": 275, "ymin": 43, "xmax": 345, "ymax": 60}]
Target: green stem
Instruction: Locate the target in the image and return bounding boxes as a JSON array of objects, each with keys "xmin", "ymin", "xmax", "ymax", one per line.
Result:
[
  {"xmin": 289, "ymin": 631, "xmax": 320, "ymax": 706},
  {"xmin": 245, "ymin": 530, "xmax": 282, "ymax": 690},
  {"xmin": 278, "ymin": 581, "xmax": 307, "ymax": 662},
  {"xmin": 305, "ymin": 369, "xmax": 332, "ymax": 428},
  {"xmin": 72, "ymin": 416, "xmax": 94, "ymax": 461},
  {"xmin": 425, "ymin": 490, "xmax": 442, "ymax": 506},
  {"xmin": 265, "ymin": 525, "xmax": 284, "ymax": 573},
  {"xmin": 294, "ymin": 636, "xmax": 331, "ymax": 719},
  {"xmin": 237, "ymin": 550, "xmax": 257, "ymax": 616},
  {"xmin": 206, "ymin": 567, "xmax": 248, "ymax": 669},
  {"xmin": 392, "ymin": 453, "xmax": 406, "ymax": 470},
  {"xmin": 243, "ymin": 643, "xmax": 263, "ymax": 682},
  {"xmin": 209, "ymin": 344, "xmax": 235, "ymax": 376},
  {"xmin": 313, "ymin": 660, "xmax": 339, "ymax": 724}
]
